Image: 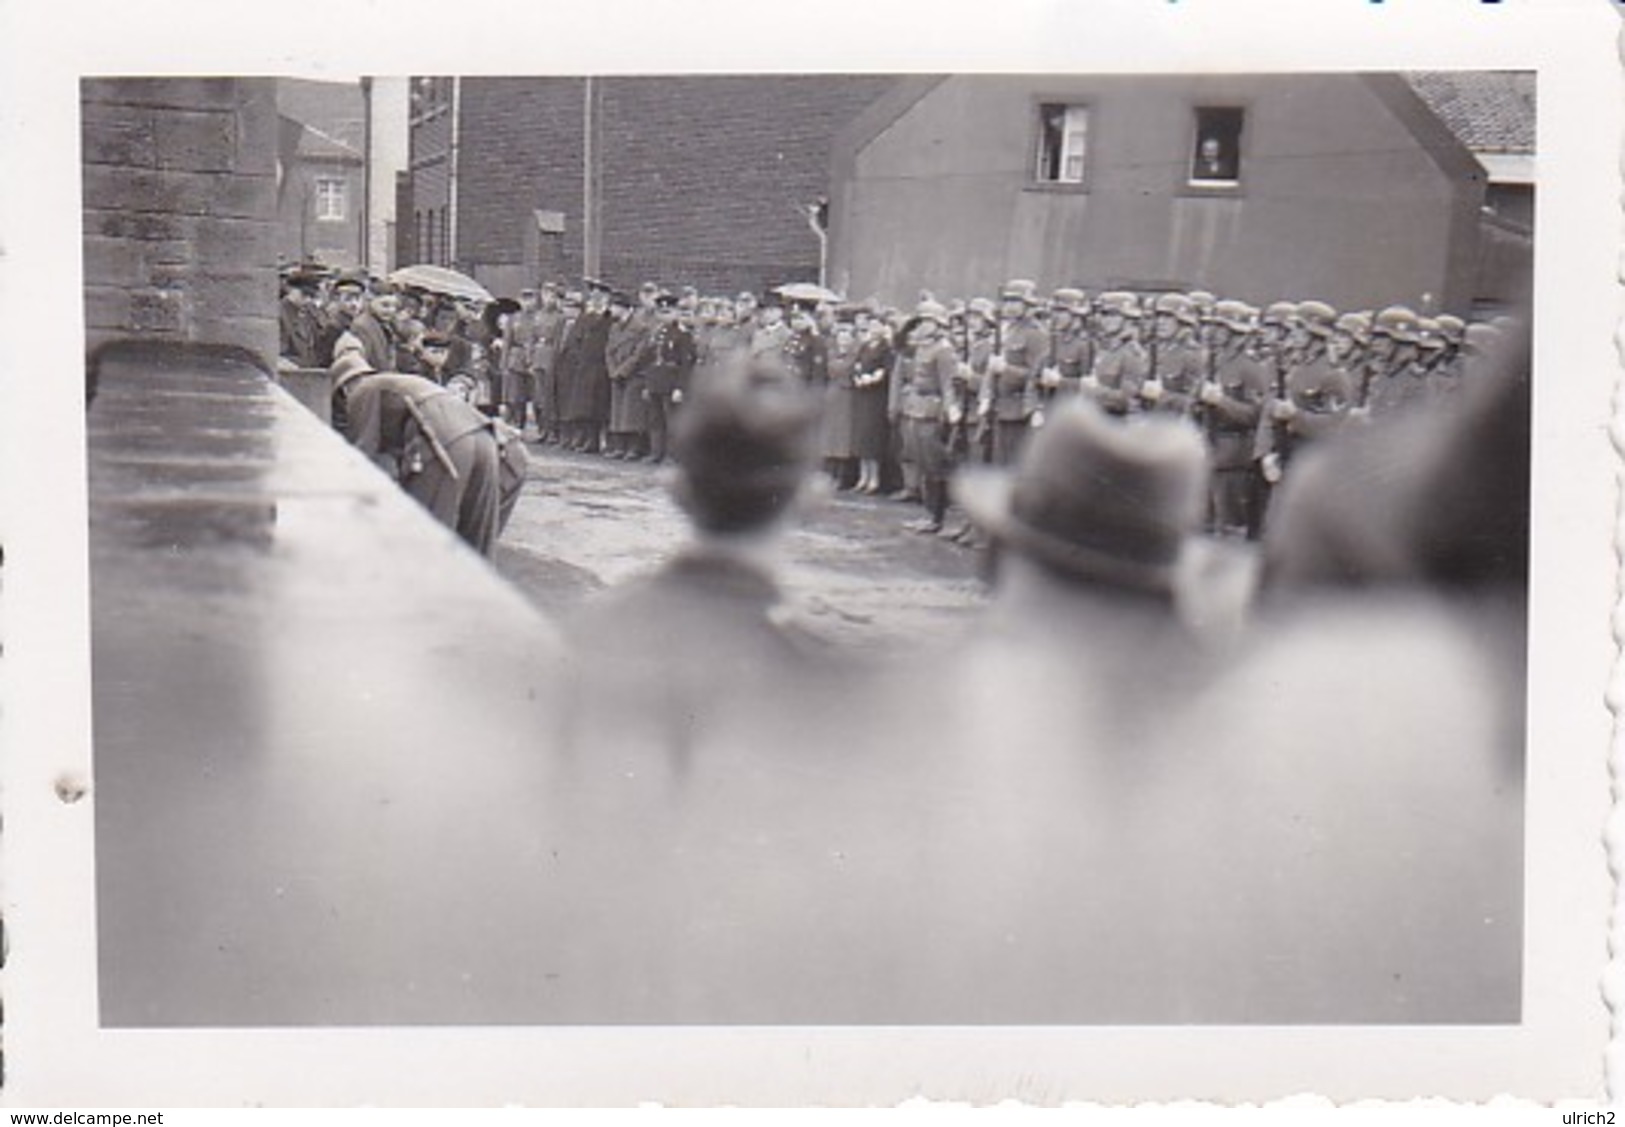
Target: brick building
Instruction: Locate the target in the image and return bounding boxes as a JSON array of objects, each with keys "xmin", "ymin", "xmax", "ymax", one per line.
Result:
[
  {"xmin": 82, "ymin": 78, "xmax": 280, "ymax": 364},
  {"xmin": 275, "ymin": 78, "xmax": 366, "ymax": 270},
  {"xmin": 402, "ymin": 75, "xmax": 897, "ymax": 298}
]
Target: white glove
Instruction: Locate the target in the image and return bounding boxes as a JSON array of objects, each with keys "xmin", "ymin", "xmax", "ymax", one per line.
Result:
[
  {"xmin": 1081, "ymin": 374, "xmax": 1101, "ymax": 392},
  {"xmin": 1271, "ymin": 399, "xmax": 1297, "ymax": 422},
  {"xmin": 1261, "ymin": 452, "xmax": 1283, "ymax": 484},
  {"xmin": 672, "ymin": 389, "xmax": 684, "ymax": 404},
  {"xmin": 987, "ymin": 355, "xmax": 1008, "ymax": 375},
  {"xmin": 1039, "ymin": 366, "xmax": 1062, "ymax": 390},
  {"xmin": 1200, "ymin": 381, "xmax": 1223, "ymax": 405},
  {"xmin": 1140, "ymin": 379, "xmax": 1164, "ymax": 402},
  {"xmin": 1031, "ymin": 409, "xmax": 1046, "ymax": 429}
]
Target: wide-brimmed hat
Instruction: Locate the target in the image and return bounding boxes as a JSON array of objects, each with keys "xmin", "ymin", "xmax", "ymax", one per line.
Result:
[{"xmin": 953, "ymin": 400, "xmax": 1208, "ymax": 592}]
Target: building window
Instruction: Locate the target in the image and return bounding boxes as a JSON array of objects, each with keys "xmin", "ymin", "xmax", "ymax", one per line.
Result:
[
  {"xmin": 315, "ymin": 177, "xmax": 347, "ymax": 222},
  {"xmin": 1035, "ymin": 103, "xmax": 1089, "ymax": 184},
  {"xmin": 1190, "ymin": 107, "xmax": 1244, "ymax": 185}
]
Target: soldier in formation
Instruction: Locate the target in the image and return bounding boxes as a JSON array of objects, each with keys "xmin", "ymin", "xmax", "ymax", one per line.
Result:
[{"xmin": 308, "ymin": 262, "xmax": 1508, "ymax": 565}]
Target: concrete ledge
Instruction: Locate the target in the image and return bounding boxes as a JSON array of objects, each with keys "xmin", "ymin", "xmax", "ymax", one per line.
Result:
[
  {"xmin": 88, "ymin": 342, "xmax": 567, "ymax": 1025},
  {"xmin": 274, "ymin": 365, "xmax": 333, "ymax": 425}
]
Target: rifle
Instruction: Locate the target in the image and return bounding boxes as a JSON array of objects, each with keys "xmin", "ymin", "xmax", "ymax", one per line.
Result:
[
  {"xmin": 948, "ymin": 321, "xmax": 972, "ymax": 459},
  {"xmin": 1357, "ymin": 356, "xmax": 1378, "ymax": 409},
  {"xmin": 981, "ymin": 315, "xmax": 1003, "ymax": 461},
  {"xmin": 1143, "ymin": 308, "xmax": 1160, "ymax": 414}
]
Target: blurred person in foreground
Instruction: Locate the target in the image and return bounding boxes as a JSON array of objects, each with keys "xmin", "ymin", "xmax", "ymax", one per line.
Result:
[
  {"xmin": 1160, "ymin": 319, "xmax": 1531, "ymax": 1021},
  {"xmin": 813, "ymin": 384, "xmax": 1522, "ymax": 1022},
  {"xmin": 562, "ymin": 350, "xmax": 826, "ymax": 760}
]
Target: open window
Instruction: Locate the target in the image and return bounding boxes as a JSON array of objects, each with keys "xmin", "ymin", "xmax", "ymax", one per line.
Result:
[
  {"xmin": 1190, "ymin": 107, "xmax": 1244, "ymax": 186},
  {"xmin": 1035, "ymin": 103, "xmax": 1089, "ymax": 185}
]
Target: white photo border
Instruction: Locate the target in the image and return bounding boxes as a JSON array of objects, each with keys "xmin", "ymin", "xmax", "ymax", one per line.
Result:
[{"xmin": 0, "ymin": 0, "xmax": 1615, "ymax": 1106}]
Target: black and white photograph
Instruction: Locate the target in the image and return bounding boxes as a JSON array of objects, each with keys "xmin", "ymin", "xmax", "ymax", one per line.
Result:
[{"xmin": 0, "ymin": 0, "xmax": 1615, "ymax": 1109}]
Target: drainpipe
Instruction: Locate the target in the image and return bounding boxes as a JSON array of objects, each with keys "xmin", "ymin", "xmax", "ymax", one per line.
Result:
[
  {"xmin": 359, "ymin": 76, "xmax": 372, "ymax": 271},
  {"xmin": 448, "ymin": 77, "xmax": 461, "ymax": 267},
  {"xmin": 583, "ymin": 76, "xmax": 600, "ymax": 279}
]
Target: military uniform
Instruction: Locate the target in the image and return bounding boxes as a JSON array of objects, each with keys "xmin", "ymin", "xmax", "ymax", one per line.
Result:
[
  {"xmin": 1143, "ymin": 337, "xmax": 1206, "ymax": 417},
  {"xmin": 1088, "ymin": 335, "xmax": 1149, "ymax": 416},
  {"xmin": 1256, "ymin": 346, "xmax": 1353, "ymax": 472},
  {"xmin": 1203, "ymin": 341, "xmax": 1272, "ymax": 536},
  {"xmin": 981, "ymin": 316, "xmax": 1048, "ymax": 465},
  {"xmin": 892, "ymin": 307, "xmax": 962, "ymax": 531},
  {"xmin": 501, "ymin": 303, "xmax": 543, "ymax": 429},
  {"xmin": 749, "ymin": 319, "xmax": 791, "ymax": 360},
  {"xmin": 642, "ymin": 308, "xmax": 698, "ymax": 464},
  {"xmin": 531, "ymin": 305, "xmax": 567, "ymax": 442},
  {"xmin": 782, "ymin": 324, "xmax": 828, "ymax": 386},
  {"xmin": 1045, "ymin": 324, "xmax": 1092, "ymax": 402},
  {"xmin": 338, "ymin": 369, "xmax": 525, "ymax": 556},
  {"xmin": 1367, "ymin": 358, "xmax": 1439, "ymax": 419}
]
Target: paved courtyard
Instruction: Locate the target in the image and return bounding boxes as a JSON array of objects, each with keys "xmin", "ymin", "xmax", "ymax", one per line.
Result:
[{"xmin": 492, "ymin": 443, "xmax": 991, "ymax": 653}]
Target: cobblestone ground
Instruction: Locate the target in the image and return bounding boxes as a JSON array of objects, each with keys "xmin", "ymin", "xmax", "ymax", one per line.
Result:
[{"xmin": 491, "ymin": 443, "xmax": 991, "ymax": 653}]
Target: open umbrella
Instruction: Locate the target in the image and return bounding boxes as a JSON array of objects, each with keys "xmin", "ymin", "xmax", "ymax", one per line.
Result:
[
  {"xmin": 388, "ymin": 264, "xmax": 495, "ymax": 304},
  {"xmin": 774, "ymin": 281, "xmax": 842, "ymax": 305}
]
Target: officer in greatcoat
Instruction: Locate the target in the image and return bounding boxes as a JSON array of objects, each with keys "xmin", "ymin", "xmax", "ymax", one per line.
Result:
[{"xmin": 604, "ymin": 290, "xmax": 648, "ymax": 460}]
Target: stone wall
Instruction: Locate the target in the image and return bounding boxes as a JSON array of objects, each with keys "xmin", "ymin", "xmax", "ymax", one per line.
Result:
[{"xmin": 82, "ymin": 78, "xmax": 280, "ymax": 365}]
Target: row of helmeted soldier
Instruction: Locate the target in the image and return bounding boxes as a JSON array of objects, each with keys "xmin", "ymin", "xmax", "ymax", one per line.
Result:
[
  {"xmin": 284, "ymin": 263, "xmax": 1514, "ymax": 559},
  {"xmin": 535, "ymin": 307, "xmax": 1529, "ymax": 1024}
]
